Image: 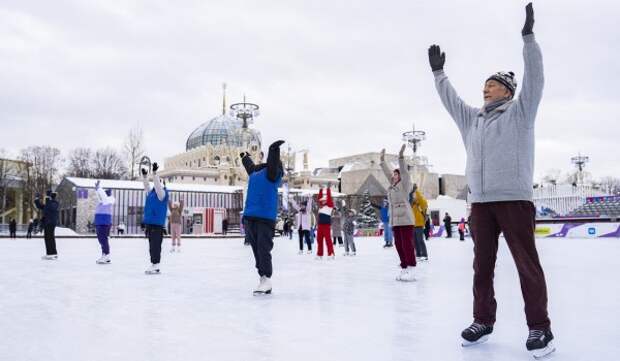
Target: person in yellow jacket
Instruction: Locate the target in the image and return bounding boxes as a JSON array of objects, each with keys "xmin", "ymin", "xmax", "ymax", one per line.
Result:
[{"xmin": 411, "ymin": 184, "xmax": 429, "ymax": 261}]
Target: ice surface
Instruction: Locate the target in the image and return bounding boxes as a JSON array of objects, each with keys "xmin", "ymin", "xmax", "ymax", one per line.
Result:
[{"xmin": 0, "ymin": 235, "xmax": 618, "ymax": 361}]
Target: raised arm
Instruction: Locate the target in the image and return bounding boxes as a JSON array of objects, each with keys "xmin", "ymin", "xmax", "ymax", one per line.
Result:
[
  {"xmin": 240, "ymin": 152, "xmax": 256, "ymax": 175},
  {"xmin": 428, "ymin": 45, "xmax": 478, "ymax": 134},
  {"xmin": 267, "ymin": 140, "xmax": 285, "ymax": 182},
  {"xmin": 379, "ymin": 149, "xmax": 393, "ymax": 182},
  {"xmin": 179, "ymin": 199, "xmax": 184, "ymax": 212},
  {"xmin": 516, "ymin": 3, "xmax": 544, "ymax": 128},
  {"xmin": 326, "ymin": 187, "xmax": 334, "ymax": 208},
  {"xmin": 141, "ymin": 168, "xmax": 151, "ymax": 194},
  {"xmin": 153, "ymin": 174, "xmax": 165, "ymax": 201},
  {"xmin": 34, "ymin": 196, "xmax": 44, "ymax": 210},
  {"xmin": 398, "ymin": 145, "xmax": 412, "ymax": 193}
]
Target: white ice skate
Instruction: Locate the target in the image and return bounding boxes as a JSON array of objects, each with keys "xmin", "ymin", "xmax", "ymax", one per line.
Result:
[
  {"xmin": 396, "ymin": 268, "xmax": 408, "ymax": 281},
  {"xmin": 96, "ymin": 254, "xmax": 111, "ymax": 264},
  {"xmin": 306, "ymin": 250, "xmax": 312, "ymax": 254},
  {"xmin": 253, "ymin": 276, "xmax": 272, "ymax": 296},
  {"xmin": 531, "ymin": 342, "xmax": 555, "ymax": 359},
  {"xmin": 145, "ymin": 264, "xmax": 160, "ymax": 275},
  {"xmin": 343, "ymin": 252, "xmax": 350, "ymax": 256},
  {"xmin": 170, "ymin": 247, "xmax": 176, "ymax": 253},
  {"xmin": 298, "ymin": 250, "xmax": 304, "ymax": 255},
  {"xmin": 351, "ymin": 252, "xmax": 357, "ymax": 256},
  {"xmin": 396, "ymin": 267, "xmax": 415, "ymax": 282},
  {"xmin": 315, "ymin": 255, "xmax": 323, "ymax": 260},
  {"xmin": 41, "ymin": 255, "xmax": 58, "ymax": 260}
]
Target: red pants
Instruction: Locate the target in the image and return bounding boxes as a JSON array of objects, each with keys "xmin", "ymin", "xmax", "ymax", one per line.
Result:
[
  {"xmin": 393, "ymin": 225, "xmax": 416, "ymax": 268},
  {"xmin": 317, "ymin": 224, "xmax": 335, "ymax": 257},
  {"xmin": 470, "ymin": 201, "xmax": 550, "ymax": 330}
]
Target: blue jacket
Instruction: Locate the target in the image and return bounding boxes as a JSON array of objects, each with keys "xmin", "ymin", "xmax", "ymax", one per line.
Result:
[
  {"xmin": 143, "ymin": 189, "xmax": 169, "ymax": 226},
  {"xmin": 243, "ymin": 168, "xmax": 282, "ymax": 221},
  {"xmin": 35, "ymin": 198, "xmax": 59, "ymax": 226}
]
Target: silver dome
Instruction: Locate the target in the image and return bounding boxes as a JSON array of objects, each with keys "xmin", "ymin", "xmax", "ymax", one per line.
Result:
[{"xmin": 186, "ymin": 115, "xmax": 261, "ymax": 151}]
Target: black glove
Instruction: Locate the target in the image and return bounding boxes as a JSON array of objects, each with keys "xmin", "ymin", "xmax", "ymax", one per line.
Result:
[
  {"xmin": 141, "ymin": 168, "xmax": 148, "ymax": 176},
  {"xmin": 412, "ymin": 183, "xmax": 418, "ymax": 193},
  {"xmin": 152, "ymin": 162, "xmax": 159, "ymax": 173},
  {"xmin": 239, "ymin": 152, "xmax": 247, "ymax": 159},
  {"xmin": 269, "ymin": 140, "xmax": 285, "ymax": 149},
  {"xmin": 522, "ymin": 2, "xmax": 534, "ymax": 35},
  {"xmin": 428, "ymin": 45, "xmax": 445, "ymax": 72}
]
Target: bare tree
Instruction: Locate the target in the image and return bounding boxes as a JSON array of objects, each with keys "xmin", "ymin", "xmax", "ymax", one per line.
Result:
[
  {"xmin": 66, "ymin": 148, "xmax": 94, "ymax": 178},
  {"xmin": 123, "ymin": 124, "xmax": 145, "ymax": 180},
  {"xmin": 92, "ymin": 148, "xmax": 127, "ymax": 180},
  {"xmin": 19, "ymin": 146, "xmax": 63, "ymax": 217},
  {"xmin": 598, "ymin": 176, "xmax": 620, "ymax": 195}
]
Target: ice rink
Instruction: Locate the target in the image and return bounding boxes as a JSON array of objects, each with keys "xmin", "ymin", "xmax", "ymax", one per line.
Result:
[{"xmin": 1, "ymin": 235, "xmax": 618, "ymax": 361}]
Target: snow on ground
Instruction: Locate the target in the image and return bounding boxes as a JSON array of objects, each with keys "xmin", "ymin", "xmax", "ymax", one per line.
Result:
[{"xmin": 0, "ymin": 235, "xmax": 618, "ymax": 361}]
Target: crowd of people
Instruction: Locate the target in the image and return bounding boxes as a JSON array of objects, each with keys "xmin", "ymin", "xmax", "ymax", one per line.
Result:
[{"xmin": 3, "ymin": 3, "xmax": 554, "ymax": 357}]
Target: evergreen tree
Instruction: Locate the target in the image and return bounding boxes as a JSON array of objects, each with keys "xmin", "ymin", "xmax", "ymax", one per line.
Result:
[{"xmin": 357, "ymin": 190, "xmax": 379, "ymax": 228}]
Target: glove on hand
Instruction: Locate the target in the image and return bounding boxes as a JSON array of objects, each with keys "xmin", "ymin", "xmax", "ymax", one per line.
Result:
[
  {"xmin": 522, "ymin": 2, "xmax": 534, "ymax": 36},
  {"xmin": 428, "ymin": 45, "xmax": 445, "ymax": 72}
]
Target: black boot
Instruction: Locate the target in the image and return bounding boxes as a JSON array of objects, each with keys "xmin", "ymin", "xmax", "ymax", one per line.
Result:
[
  {"xmin": 461, "ymin": 323, "xmax": 493, "ymax": 346},
  {"xmin": 526, "ymin": 329, "xmax": 555, "ymax": 358}
]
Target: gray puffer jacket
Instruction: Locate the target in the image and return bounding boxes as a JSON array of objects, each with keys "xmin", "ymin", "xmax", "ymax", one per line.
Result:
[{"xmin": 380, "ymin": 157, "xmax": 415, "ymax": 227}]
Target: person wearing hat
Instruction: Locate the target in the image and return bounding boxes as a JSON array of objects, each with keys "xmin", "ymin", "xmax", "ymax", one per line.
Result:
[
  {"xmin": 94, "ymin": 180, "xmax": 115, "ymax": 264},
  {"xmin": 428, "ymin": 3, "xmax": 554, "ymax": 357},
  {"xmin": 141, "ymin": 162, "xmax": 170, "ymax": 274},
  {"xmin": 380, "ymin": 145, "xmax": 416, "ymax": 282},
  {"xmin": 241, "ymin": 140, "xmax": 285, "ymax": 295},
  {"xmin": 34, "ymin": 190, "xmax": 59, "ymax": 260}
]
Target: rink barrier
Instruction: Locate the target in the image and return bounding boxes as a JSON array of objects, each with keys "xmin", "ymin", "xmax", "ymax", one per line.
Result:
[{"xmin": 353, "ymin": 222, "xmax": 620, "ymax": 238}]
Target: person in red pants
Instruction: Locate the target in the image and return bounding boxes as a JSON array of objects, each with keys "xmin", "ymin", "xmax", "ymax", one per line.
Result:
[
  {"xmin": 315, "ymin": 186, "xmax": 335, "ymax": 260},
  {"xmin": 380, "ymin": 145, "xmax": 416, "ymax": 282}
]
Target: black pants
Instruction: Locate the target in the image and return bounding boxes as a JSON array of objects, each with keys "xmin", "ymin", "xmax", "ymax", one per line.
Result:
[
  {"xmin": 459, "ymin": 229, "xmax": 465, "ymax": 241},
  {"xmin": 43, "ymin": 224, "xmax": 57, "ymax": 255},
  {"xmin": 26, "ymin": 231, "xmax": 32, "ymax": 239},
  {"xmin": 333, "ymin": 236, "xmax": 343, "ymax": 245},
  {"xmin": 444, "ymin": 223, "xmax": 452, "ymax": 238},
  {"xmin": 10, "ymin": 230, "xmax": 16, "ymax": 238},
  {"xmin": 244, "ymin": 218, "xmax": 275, "ymax": 278},
  {"xmin": 470, "ymin": 201, "xmax": 550, "ymax": 330},
  {"xmin": 298, "ymin": 229, "xmax": 312, "ymax": 251},
  {"xmin": 146, "ymin": 225, "xmax": 164, "ymax": 264}
]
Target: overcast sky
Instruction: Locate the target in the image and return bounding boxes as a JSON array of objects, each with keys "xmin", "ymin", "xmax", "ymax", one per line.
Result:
[{"xmin": 1, "ymin": 0, "xmax": 618, "ymax": 181}]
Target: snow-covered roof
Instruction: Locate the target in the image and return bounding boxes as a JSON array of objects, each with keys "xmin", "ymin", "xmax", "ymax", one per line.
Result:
[{"xmin": 63, "ymin": 177, "xmax": 243, "ymax": 194}]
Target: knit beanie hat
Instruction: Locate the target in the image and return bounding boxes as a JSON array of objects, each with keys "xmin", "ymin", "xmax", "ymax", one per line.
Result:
[{"xmin": 486, "ymin": 71, "xmax": 517, "ymax": 96}]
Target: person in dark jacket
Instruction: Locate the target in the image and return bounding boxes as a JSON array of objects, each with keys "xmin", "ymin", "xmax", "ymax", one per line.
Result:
[
  {"xmin": 142, "ymin": 162, "xmax": 169, "ymax": 274},
  {"xmin": 241, "ymin": 140, "xmax": 285, "ymax": 295},
  {"xmin": 424, "ymin": 215, "xmax": 432, "ymax": 240},
  {"xmin": 34, "ymin": 190, "xmax": 59, "ymax": 260},
  {"xmin": 443, "ymin": 212, "xmax": 452, "ymax": 238},
  {"xmin": 9, "ymin": 219, "xmax": 17, "ymax": 238},
  {"xmin": 27, "ymin": 219, "xmax": 34, "ymax": 239}
]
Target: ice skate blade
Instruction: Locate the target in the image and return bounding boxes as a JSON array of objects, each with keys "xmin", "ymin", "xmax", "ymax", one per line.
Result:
[
  {"xmin": 253, "ymin": 290, "xmax": 272, "ymax": 296},
  {"xmin": 461, "ymin": 335, "xmax": 489, "ymax": 347},
  {"xmin": 96, "ymin": 261, "xmax": 111, "ymax": 264},
  {"xmin": 531, "ymin": 341, "xmax": 555, "ymax": 359},
  {"xmin": 144, "ymin": 270, "xmax": 160, "ymax": 275}
]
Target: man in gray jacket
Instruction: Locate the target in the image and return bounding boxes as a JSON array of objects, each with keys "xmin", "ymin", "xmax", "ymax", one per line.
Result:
[{"xmin": 428, "ymin": 3, "xmax": 554, "ymax": 358}]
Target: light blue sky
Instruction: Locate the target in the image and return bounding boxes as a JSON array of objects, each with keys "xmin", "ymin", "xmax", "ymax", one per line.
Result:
[{"xmin": 1, "ymin": 0, "xmax": 618, "ymax": 181}]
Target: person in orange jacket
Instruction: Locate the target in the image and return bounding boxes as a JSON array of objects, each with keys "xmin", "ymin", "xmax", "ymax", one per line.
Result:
[{"xmin": 411, "ymin": 184, "xmax": 429, "ymax": 261}]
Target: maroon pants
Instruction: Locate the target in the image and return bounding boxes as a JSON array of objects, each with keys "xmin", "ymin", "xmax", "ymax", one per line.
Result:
[
  {"xmin": 393, "ymin": 225, "xmax": 416, "ymax": 268},
  {"xmin": 317, "ymin": 224, "xmax": 335, "ymax": 257},
  {"xmin": 470, "ymin": 201, "xmax": 551, "ymax": 330}
]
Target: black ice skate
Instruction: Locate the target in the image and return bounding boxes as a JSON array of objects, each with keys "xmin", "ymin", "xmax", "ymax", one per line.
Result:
[
  {"xmin": 526, "ymin": 329, "xmax": 555, "ymax": 359},
  {"xmin": 461, "ymin": 323, "xmax": 493, "ymax": 346}
]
